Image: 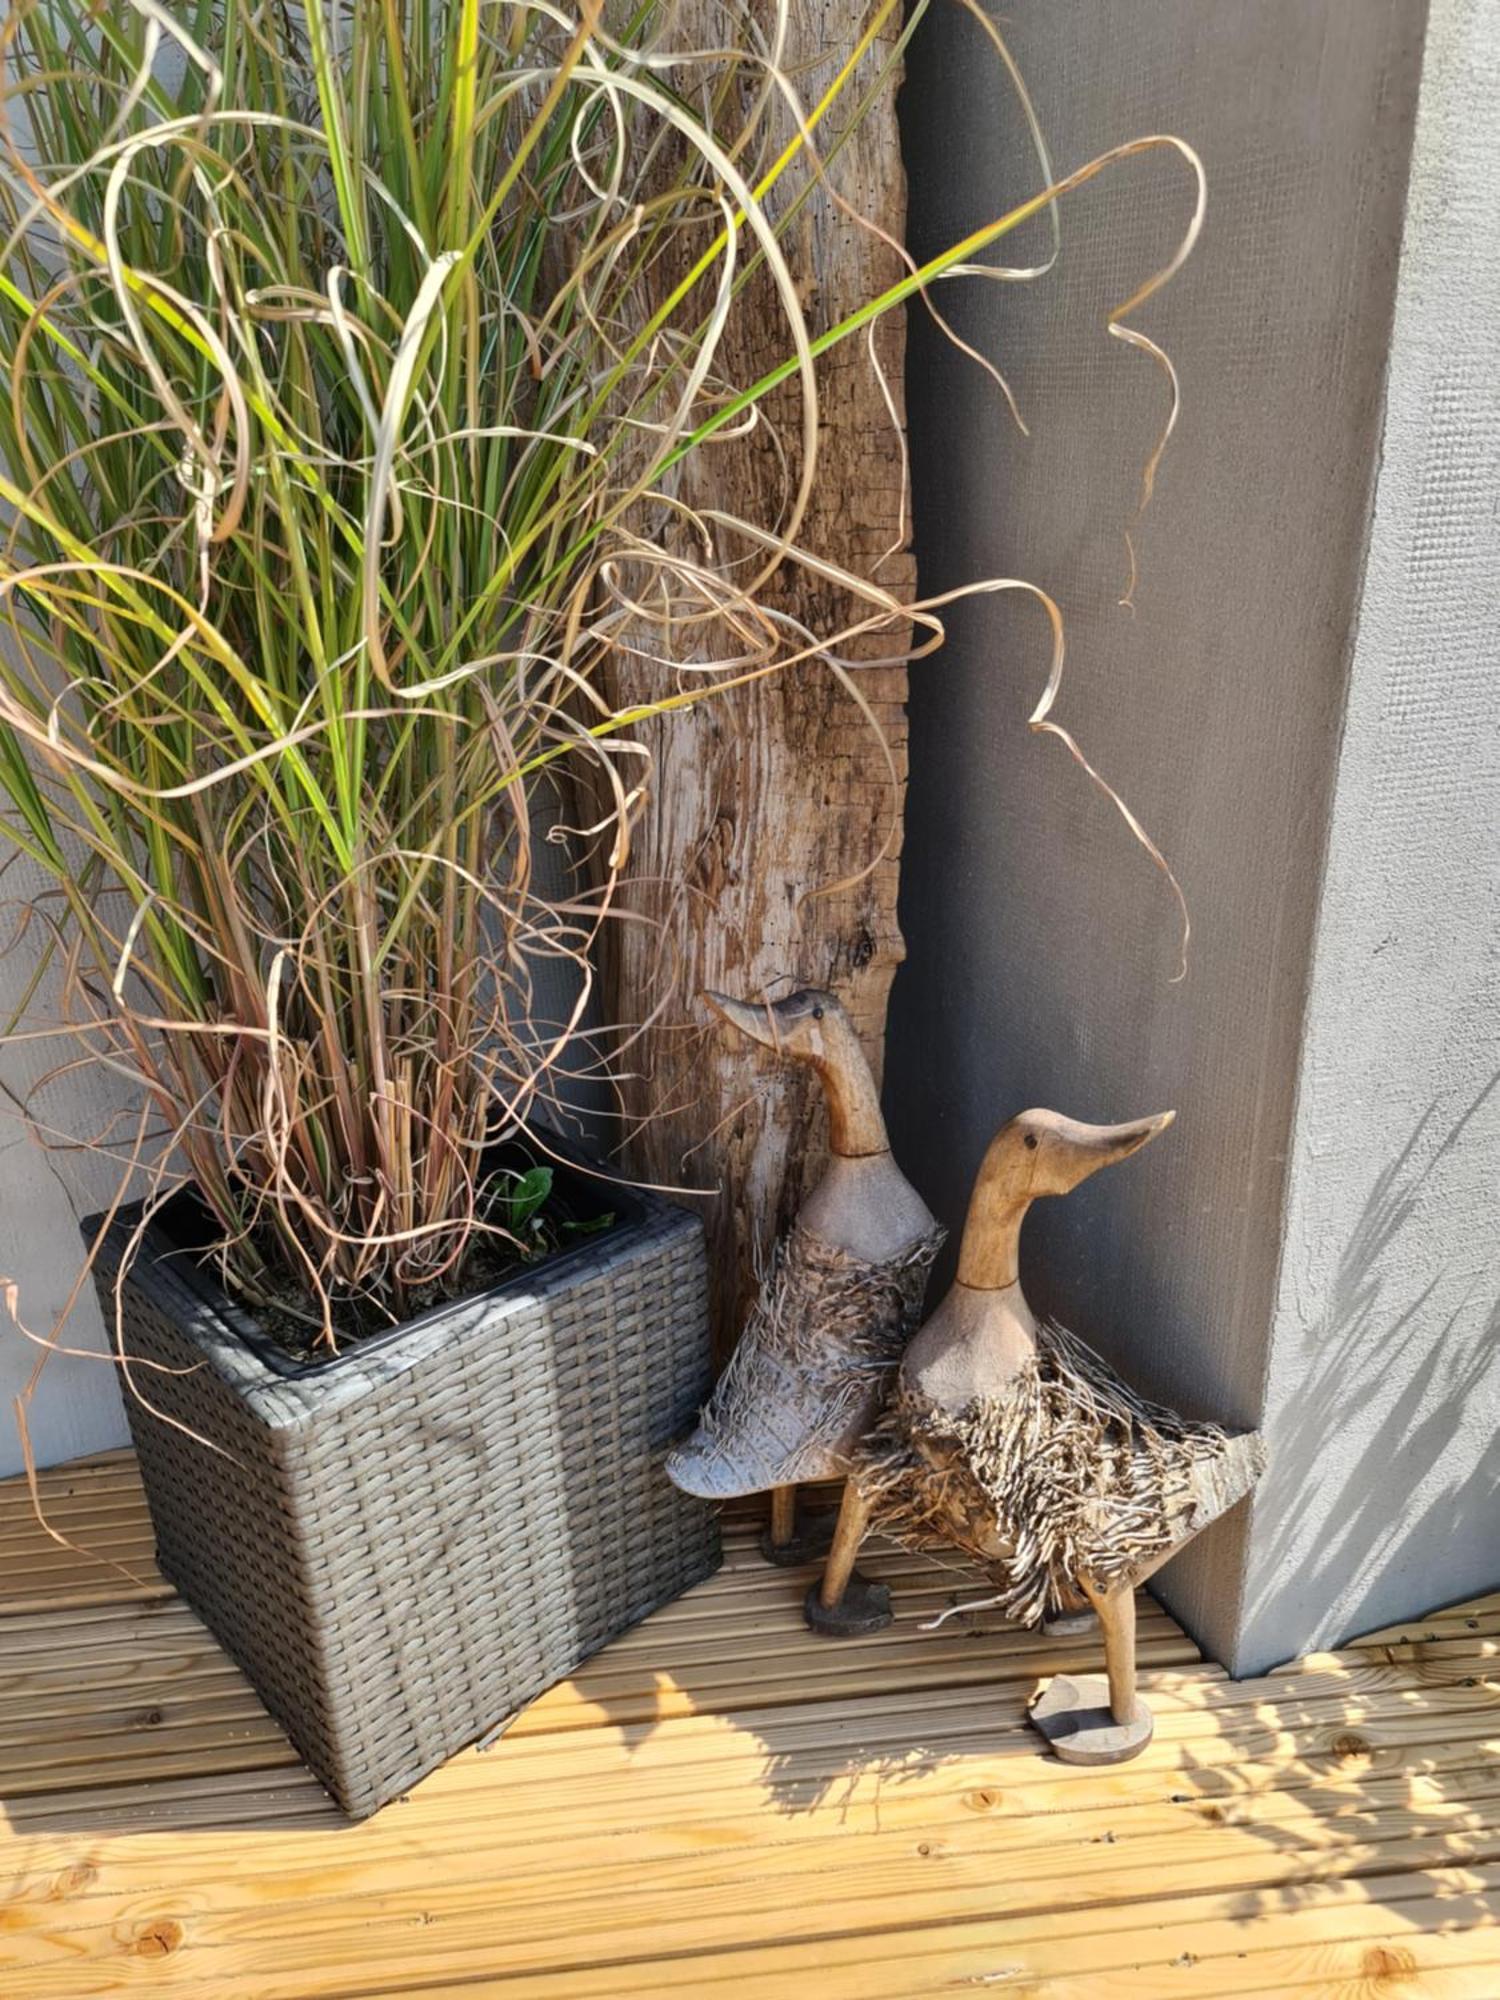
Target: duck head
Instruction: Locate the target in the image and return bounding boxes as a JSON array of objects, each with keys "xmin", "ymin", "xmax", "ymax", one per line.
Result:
[
  {"xmin": 702, "ymin": 987, "xmax": 843, "ymax": 1064},
  {"xmin": 957, "ymin": 1107, "xmax": 1175, "ymax": 1290},
  {"xmin": 701, "ymin": 987, "xmax": 889, "ymax": 1157},
  {"xmin": 1001, "ymin": 1108, "xmax": 1175, "ymax": 1197}
]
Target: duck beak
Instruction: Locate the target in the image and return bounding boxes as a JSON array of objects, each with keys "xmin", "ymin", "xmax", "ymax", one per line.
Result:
[
  {"xmin": 1056, "ymin": 1109, "xmax": 1175, "ymax": 1188},
  {"xmin": 1094, "ymin": 1109, "xmax": 1176, "ymax": 1158},
  {"xmin": 700, "ymin": 990, "xmax": 779, "ymax": 1051}
]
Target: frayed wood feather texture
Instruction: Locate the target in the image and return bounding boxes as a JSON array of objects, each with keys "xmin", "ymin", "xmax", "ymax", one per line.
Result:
[
  {"xmin": 858, "ymin": 1322, "xmax": 1266, "ymax": 1627},
  {"xmin": 668, "ymin": 1223, "xmax": 944, "ymax": 1499}
]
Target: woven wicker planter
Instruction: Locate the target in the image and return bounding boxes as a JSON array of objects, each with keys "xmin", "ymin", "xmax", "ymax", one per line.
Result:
[{"xmin": 85, "ymin": 1155, "xmax": 718, "ymax": 1818}]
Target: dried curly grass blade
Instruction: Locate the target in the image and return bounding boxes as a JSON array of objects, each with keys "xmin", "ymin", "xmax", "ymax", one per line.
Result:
[{"xmin": 0, "ymin": 1, "xmax": 1203, "ymax": 1452}]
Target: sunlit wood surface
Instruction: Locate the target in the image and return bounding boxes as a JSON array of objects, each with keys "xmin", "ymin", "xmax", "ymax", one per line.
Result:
[{"xmin": 1, "ymin": 1450, "xmax": 1497, "ymax": 1997}]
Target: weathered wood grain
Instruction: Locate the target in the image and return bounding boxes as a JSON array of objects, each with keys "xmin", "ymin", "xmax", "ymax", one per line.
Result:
[{"xmin": 600, "ymin": 8, "xmax": 916, "ymax": 1353}]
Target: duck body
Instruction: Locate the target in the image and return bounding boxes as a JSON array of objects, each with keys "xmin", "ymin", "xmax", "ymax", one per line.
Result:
[
  {"xmin": 666, "ymin": 990, "xmax": 944, "ymax": 1502},
  {"xmin": 669, "ymin": 1200, "xmax": 940, "ymax": 1496},
  {"xmin": 862, "ymin": 1313, "xmax": 1265, "ymax": 1626},
  {"xmin": 854, "ymin": 1109, "xmax": 1266, "ymax": 1627}
]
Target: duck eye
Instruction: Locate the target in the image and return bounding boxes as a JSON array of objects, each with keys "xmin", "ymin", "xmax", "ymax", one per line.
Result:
[
  {"xmin": 1024, "ymin": 1133, "xmax": 1039, "ymax": 1150},
  {"xmin": 811, "ymin": 1004, "xmax": 824, "ymax": 1020}
]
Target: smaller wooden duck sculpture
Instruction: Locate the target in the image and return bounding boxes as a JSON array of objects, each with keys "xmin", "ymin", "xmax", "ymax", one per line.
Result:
[
  {"xmin": 856, "ymin": 1107, "xmax": 1266, "ymax": 1764},
  {"xmin": 666, "ymin": 987, "xmax": 945, "ymax": 1636}
]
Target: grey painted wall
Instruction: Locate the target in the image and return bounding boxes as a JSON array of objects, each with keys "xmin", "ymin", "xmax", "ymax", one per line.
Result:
[
  {"xmin": 0, "ymin": 1130, "xmax": 129, "ymax": 1472},
  {"xmin": 887, "ymin": 0, "xmax": 1439, "ymax": 1670},
  {"xmin": 0, "ymin": 81, "xmax": 133, "ymax": 1474},
  {"xmin": 0, "ymin": 851, "xmax": 131, "ymax": 1474},
  {"xmin": 1239, "ymin": 0, "xmax": 1500, "ymax": 1671}
]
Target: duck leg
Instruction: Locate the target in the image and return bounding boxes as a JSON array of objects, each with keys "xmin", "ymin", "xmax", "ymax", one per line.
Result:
[
  {"xmin": 1028, "ymin": 1576, "xmax": 1154, "ymax": 1765},
  {"xmin": 758, "ymin": 1483, "xmax": 838, "ymax": 1567},
  {"xmin": 803, "ymin": 1482, "xmax": 893, "ymax": 1637},
  {"xmin": 1084, "ymin": 1577, "xmax": 1146, "ymax": 1729}
]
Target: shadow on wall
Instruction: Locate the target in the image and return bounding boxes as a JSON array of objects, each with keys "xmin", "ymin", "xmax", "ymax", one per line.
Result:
[{"xmin": 1243, "ymin": 1073, "xmax": 1500, "ymax": 1658}]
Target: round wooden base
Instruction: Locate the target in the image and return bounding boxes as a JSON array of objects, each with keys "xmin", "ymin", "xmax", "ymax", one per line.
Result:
[
  {"xmin": 1029, "ymin": 1674, "xmax": 1155, "ymax": 1765},
  {"xmin": 758, "ymin": 1511, "xmax": 837, "ymax": 1568},
  {"xmin": 803, "ymin": 1572, "xmax": 893, "ymax": 1638}
]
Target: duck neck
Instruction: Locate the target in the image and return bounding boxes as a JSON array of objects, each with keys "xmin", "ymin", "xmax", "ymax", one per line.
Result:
[
  {"xmin": 956, "ymin": 1194, "xmax": 1031, "ymax": 1293},
  {"xmin": 955, "ymin": 1135, "xmax": 1036, "ymax": 1295},
  {"xmin": 813, "ymin": 1018, "xmax": 890, "ymax": 1159}
]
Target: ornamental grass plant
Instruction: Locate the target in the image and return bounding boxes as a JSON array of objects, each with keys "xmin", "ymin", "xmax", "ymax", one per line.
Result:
[{"xmin": 0, "ymin": 0, "xmax": 1200, "ymax": 1387}]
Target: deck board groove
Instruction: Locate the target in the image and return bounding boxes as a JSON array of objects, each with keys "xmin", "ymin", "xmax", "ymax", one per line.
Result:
[{"xmin": 0, "ymin": 1455, "xmax": 1495, "ymax": 1996}]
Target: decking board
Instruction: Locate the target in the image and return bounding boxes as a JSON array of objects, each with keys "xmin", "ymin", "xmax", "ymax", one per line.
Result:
[{"xmin": 0, "ymin": 1454, "xmax": 1495, "ymax": 1996}]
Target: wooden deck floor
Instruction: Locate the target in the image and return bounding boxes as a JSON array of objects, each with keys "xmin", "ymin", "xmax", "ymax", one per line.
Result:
[{"xmin": 0, "ymin": 1453, "xmax": 1497, "ymax": 1998}]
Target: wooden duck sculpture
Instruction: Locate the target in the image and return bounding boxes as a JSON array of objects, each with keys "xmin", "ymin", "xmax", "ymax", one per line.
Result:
[
  {"xmin": 855, "ymin": 1107, "xmax": 1266, "ymax": 1764},
  {"xmin": 666, "ymin": 987, "xmax": 945, "ymax": 1636}
]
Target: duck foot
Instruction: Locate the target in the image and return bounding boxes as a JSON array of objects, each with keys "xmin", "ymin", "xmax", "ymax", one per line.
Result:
[
  {"xmin": 1028, "ymin": 1674, "xmax": 1154, "ymax": 1765},
  {"xmin": 1041, "ymin": 1608, "xmax": 1100, "ymax": 1639},
  {"xmin": 803, "ymin": 1572, "xmax": 892, "ymax": 1638},
  {"xmin": 758, "ymin": 1511, "xmax": 837, "ymax": 1567}
]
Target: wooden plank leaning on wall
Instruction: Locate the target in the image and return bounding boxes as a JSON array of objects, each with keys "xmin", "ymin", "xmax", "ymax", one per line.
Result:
[{"xmin": 600, "ymin": 7, "xmax": 915, "ymax": 1358}]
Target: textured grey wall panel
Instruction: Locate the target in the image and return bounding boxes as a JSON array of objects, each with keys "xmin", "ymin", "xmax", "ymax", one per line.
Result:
[
  {"xmin": 888, "ymin": 0, "xmax": 1429, "ymax": 1667},
  {"xmin": 1239, "ymin": 0, "xmax": 1500, "ymax": 1672}
]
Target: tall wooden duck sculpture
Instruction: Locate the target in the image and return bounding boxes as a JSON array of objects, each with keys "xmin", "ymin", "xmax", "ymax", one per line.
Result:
[
  {"xmin": 856, "ymin": 1107, "xmax": 1266, "ymax": 1764},
  {"xmin": 666, "ymin": 988, "xmax": 945, "ymax": 1636}
]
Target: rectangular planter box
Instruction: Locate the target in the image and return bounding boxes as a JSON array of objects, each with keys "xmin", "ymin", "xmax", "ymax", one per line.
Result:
[{"xmin": 85, "ymin": 1159, "xmax": 718, "ymax": 1818}]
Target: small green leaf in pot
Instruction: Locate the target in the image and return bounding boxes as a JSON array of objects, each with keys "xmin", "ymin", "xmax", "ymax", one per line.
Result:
[{"xmin": 498, "ymin": 1165, "xmax": 553, "ymax": 1235}]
